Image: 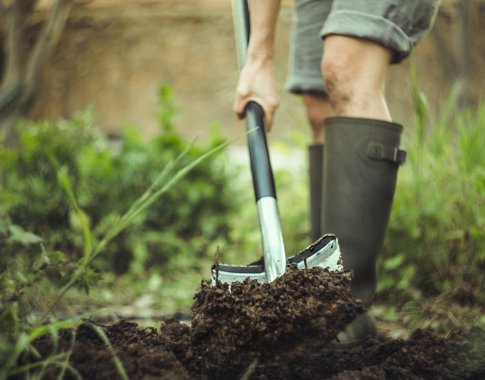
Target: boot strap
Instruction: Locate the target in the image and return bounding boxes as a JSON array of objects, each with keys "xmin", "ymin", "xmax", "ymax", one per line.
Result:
[{"xmin": 366, "ymin": 142, "xmax": 406, "ymax": 165}]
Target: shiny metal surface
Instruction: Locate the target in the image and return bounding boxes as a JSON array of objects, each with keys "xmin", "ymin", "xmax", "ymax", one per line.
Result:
[
  {"xmin": 213, "ymin": 234, "xmax": 342, "ymax": 285},
  {"xmin": 256, "ymin": 196, "xmax": 287, "ymax": 282}
]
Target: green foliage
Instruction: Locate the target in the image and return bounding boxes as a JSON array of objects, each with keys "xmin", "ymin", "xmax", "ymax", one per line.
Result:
[
  {"xmin": 379, "ymin": 70, "xmax": 485, "ymax": 307},
  {"xmin": 0, "ymin": 318, "xmax": 82, "ymax": 380},
  {"xmin": 0, "ymin": 86, "xmax": 234, "ymax": 276},
  {"xmin": 0, "ymin": 85, "xmax": 236, "ymax": 378}
]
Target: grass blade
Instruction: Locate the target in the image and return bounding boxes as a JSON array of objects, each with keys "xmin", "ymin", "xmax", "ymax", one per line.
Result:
[{"xmin": 86, "ymin": 323, "xmax": 129, "ymax": 380}]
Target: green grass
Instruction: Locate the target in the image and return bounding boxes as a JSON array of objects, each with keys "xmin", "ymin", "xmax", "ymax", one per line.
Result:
[{"xmin": 380, "ymin": 85, "xmax": 485, "ymax": 304}]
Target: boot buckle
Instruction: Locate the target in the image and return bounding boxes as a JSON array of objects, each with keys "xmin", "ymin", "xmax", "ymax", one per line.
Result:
[{"xmin": 366, "ymin": 142, "xmax": 407, "ymax": 165}]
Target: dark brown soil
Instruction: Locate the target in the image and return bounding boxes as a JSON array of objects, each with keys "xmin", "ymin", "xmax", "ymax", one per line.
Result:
[{"xmin": 27, "ymin": 266, "xmax": 484, "ymax": 379}]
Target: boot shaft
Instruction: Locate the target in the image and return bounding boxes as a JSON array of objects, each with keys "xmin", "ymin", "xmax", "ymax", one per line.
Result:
[
  {"xmin": 309, "ymin": 144, "xmax": 324, "ymax": 242},
  {"xmin": 322, "ymin": 117, "xmax": 405, "ymax": 305}
]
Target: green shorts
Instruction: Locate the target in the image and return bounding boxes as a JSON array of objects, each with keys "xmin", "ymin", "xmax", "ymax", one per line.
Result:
[{"xmin": 286, "ymin": 0, "xmax": 441, "ymax": 94}]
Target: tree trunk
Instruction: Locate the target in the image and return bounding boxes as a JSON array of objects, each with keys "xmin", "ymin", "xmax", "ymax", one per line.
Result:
[
  {"xmin": 0, "ymin": 0, "xmax": 73, "ymax": 144},
  {"xmin": 430, "ymin": 0, "xmax": 476, "ymax": 110}
]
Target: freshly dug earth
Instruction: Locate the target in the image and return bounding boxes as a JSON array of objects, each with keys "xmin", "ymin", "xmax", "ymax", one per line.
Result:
[{"xmin": 30, "ymin": 266, "xmax": 484, "ymax": 379}]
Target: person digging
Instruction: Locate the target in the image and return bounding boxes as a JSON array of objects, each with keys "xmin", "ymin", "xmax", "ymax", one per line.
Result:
[{"xmin": 233, "ymin": 0, "xmax": 441, "ymax": 345}]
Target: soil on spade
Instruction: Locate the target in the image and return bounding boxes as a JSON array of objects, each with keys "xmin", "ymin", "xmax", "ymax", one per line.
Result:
[{"xmin": 28, "ymin": 265, "xmax": 484, "ymax": 379}]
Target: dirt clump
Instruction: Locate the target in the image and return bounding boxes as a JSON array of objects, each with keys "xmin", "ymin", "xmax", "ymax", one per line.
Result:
[
  {"xmin": 31, "ymin": 320, "xmax": 191, "ymax": 380},
  {"xmin": 191, "ymin": 265, "xmax": 362, "ymax": 363},
  {"xmin": 27, "ymin": 266, "xmax": 485, "ymax": 379}
]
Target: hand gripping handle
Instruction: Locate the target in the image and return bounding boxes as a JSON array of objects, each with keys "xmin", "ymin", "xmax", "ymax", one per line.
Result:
[{"xmin": 233, "ymin": 0, "xmax": 277, "ymax": 200}]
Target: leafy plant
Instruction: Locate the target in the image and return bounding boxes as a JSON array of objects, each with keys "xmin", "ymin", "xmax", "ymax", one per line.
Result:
[
  {"xmin": 0, "ymin": 86, "xmax": 235, "ymax": 276},
  {"xmin": 0, "ymin": 85, "xmax": 239, "ymax": 378},
  {"xmin": 379, "ymin": 65, "xmax": 485, "ymax": 309}
]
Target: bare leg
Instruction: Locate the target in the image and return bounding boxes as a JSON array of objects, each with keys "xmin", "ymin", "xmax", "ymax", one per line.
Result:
[
  {"xmin": 321, "ymin": 35, "xmax": 392, "ymax": 121},
  {"xmin": 302, "ymin": 35, "xmax": 392, "ymax": 142},
  {"xmin": 301, "ymin": 93, "xmax": 334, "ymax": 144}
]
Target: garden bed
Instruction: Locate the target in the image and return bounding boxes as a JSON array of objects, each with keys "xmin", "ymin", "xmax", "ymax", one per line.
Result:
[{"xmin": 30, "ymin": 266, "xmax": 484, "ymax": 379}]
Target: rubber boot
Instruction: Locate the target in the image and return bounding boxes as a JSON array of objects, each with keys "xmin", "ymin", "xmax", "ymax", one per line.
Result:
[
  {"xmin": 309, "ymin": 144, "xmax": 324, "ymax": 242},
  {"xmin": 322, "ymin": 116, "xmax": 406, "ymax": 345}
]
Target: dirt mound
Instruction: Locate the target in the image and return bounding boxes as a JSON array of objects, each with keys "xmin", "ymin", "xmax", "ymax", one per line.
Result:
[
  {"xmin": 192, "ymin": 265, "xmax": 362, "ymax": 359},
  {"xmin": 28, "ymin": 267, "xmax": 485, "ymax": 379}
]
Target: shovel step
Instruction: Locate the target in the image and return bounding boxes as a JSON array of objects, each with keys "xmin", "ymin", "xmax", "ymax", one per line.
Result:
[{"xmin": 212, "ymin": 234, "xmax": 342, "ymax": 284}]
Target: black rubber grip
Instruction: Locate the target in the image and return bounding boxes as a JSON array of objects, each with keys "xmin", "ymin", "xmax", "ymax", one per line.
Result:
[
  {"xmin": 245, "ymin": 101, "xmax": 277, "ymax": 200},
  {"xmin": 234, "ymin": 0, "xmax": 277, "ymax": 201}
]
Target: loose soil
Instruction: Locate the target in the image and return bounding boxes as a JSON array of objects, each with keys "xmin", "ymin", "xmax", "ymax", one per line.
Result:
[{"xmin": 28, "ymin": 265, "xmax": 484, "ymax": 379}]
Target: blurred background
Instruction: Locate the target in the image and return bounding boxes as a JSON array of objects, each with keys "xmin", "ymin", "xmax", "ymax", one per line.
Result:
[
  {"xmin": 0, "ymin": 0, "xmax": 484, "ymax": 341},
  {"xmin": 1, "ymin": 0, "xmax": 483, "ymax": 142}
]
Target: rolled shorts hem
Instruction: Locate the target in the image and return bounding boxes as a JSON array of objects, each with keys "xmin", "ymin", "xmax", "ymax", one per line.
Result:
[
  {"xmin": 285, "ymin": 76, "xmax": 326, "ymax": 94},
  {"xmin": 320, "ymin": 10, "xmax": 413, "ymax": 64}
]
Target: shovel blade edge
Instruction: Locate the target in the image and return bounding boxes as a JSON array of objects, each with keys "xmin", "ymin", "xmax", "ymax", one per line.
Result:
[
  {"xmin": 289, "ymin": 234, "xmax": 342, "ymax": 272},
  {"xmin": 212, "ymin": 234, "xmax": 342, "ymax": 285}
]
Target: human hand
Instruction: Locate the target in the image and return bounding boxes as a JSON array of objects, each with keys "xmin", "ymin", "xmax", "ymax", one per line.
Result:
[{"xmin": 233, "ymin": 58, "xmax": 279, "ymax": 131}]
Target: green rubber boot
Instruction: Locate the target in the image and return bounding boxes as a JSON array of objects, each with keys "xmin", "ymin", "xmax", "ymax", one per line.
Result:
[
  {"xmin": 309, "ymin": 144, "xmax": 324, "ymax": 242},
  {"xmin": 322, "ymin": 117, "xmax": 406, "ymax": 345}
]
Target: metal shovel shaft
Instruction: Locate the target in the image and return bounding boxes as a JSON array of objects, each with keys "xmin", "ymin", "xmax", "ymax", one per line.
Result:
[{"xmin": 257, "ymin": 196, "xmax": 286, "ymax": 282}]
